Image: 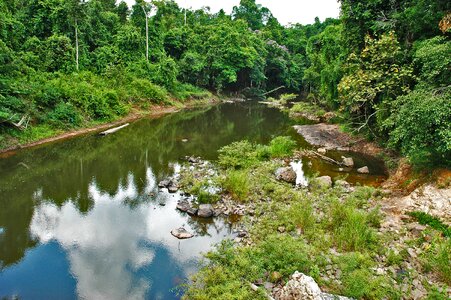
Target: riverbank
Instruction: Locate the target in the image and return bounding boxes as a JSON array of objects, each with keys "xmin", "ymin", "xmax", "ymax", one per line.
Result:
[
  {"xmin": 171, "ymin": 137, "xmax": 450, "ymax": 299},
  {"xmin": 0, "ymin": 97, "xmax": 220, "ymax": 157}
]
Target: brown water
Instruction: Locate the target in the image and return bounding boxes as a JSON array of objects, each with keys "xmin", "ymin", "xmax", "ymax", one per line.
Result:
[{"xmin": 0, "ymin": 101, "xmax": 387, "ymax": 299}]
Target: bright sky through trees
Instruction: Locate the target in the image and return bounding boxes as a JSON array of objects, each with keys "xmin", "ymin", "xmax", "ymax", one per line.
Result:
[{"xmin": 122, "ymin": 0, "xmax": 341, "ymax": 25}]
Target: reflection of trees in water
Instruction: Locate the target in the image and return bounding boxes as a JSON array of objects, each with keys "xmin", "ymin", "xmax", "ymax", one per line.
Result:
[{"xmin": 0, "ymin": 102, "xmax": 289, "ymax": 267}]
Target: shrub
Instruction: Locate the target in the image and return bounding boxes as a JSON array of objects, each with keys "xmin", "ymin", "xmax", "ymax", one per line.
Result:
[
  {"xmin": 387, "ymin": 88, "xmax": 451, "ymax": 167},
  {"xmin": 267, "ymin": 136, "xmax": 296, "ymax": 158},
  {"xmin": 218, "ymin": 140, "xmax": 259, "ymax": 169},
  {"xmin": 413, "ymin": 36, "xmax": 450, "ymax": 87},
  {"xmin": 130, "ymin": 79, "xmax": 168, "ymax": 104},
  {"xmin": 46, "ymin": 102, "xmax": 82, "ymax": 128}
]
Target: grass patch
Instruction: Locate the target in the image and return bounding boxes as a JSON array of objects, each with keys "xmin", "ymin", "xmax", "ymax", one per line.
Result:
[
  {"xmin": 408, "ymin": 211, "xmax": 450, "ymax": 237},
  {"xmin": 221, "ymin": 170, "xmax": 250, "ymax": 201}
]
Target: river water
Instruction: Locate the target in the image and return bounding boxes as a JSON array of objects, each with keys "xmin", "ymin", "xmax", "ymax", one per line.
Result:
[{"xmin": 0, "ymin": 102, "xmax": 386, "ymax": 299}]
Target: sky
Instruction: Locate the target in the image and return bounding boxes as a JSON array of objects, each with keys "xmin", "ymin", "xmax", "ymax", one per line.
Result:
[{"xmin": 122, "ymin": 0, "xmax": 341, "ymax": 25}]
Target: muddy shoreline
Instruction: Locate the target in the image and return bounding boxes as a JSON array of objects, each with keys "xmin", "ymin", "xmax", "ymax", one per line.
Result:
[{"xmin": 0, "ymin": 100, "xmax": 218, "ymax": 157}]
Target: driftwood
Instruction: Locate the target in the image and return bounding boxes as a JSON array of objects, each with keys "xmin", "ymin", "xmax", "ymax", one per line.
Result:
[
  {"xmin": 1, "ymin": 114, "xmax": 30, "ymax": 130},
  {"xmin": 99, "ymin": 123, "xmax": 129, "ymax": 136},
  {"xmin": 306, "ymin": 150, "xmax": 343, "ymax": 166},
  {"xmin": 263, "ymin": 85, "xmax": 285, "ymax": 96}
]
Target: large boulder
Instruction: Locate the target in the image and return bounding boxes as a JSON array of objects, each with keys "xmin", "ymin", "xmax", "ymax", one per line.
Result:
[
  {"xmin": 274, "ymin": 272, "xmax": 352, "ymax": 300},
  {"xmin": 276, "ymin": 272, "xmax": 321, "ymax": 300},
  {"xmin": 275, "ymin": 167, "xmax": 297, "ymax": 184},
  {"xmin": 197, "ymin": 204, "xmax": 214, "ymax": 218}
]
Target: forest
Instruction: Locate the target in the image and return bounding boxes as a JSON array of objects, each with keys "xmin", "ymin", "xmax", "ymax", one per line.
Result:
[{"xmin": 1, "ymin": 0, "xmax": 450, "ymax": 167}]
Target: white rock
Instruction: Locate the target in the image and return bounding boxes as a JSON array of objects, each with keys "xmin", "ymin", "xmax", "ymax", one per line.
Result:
[
  {"xmin": 342, "ymin": 157, "xmax": 354, "ymax": 167},
  {"xmin": 357, "ymin": 166, "xmax": 370, "ymax": 174}
]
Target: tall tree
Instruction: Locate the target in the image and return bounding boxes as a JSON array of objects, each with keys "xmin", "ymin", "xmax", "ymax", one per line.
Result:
[{"xmin": 67, "ymin": 0, "xmax": 86, "ymax": 71}]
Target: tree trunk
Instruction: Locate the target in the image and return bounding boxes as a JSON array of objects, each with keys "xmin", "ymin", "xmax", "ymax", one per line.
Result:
[
  {"xmin": 75, "ymin": 18, "xmax": 79, "ymax": 71},
  {"xmin": 142, "ymin": 6, "xmax": 149, "ymax": 62}
]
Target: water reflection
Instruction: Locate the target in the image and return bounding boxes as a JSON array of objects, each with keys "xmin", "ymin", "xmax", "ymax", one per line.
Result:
[
  {"xmin": 28, "ymin": 167, "xmax": 231, "ymax": 299},
  {"xmin": 0, "ymin": 102, "xmax": 386, "ymax": 299}
]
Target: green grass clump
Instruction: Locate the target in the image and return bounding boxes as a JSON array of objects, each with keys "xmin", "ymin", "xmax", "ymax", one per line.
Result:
[
  {"xmin": 222, "ymin": 170, "xmax": 250, "ymax": 201},
  {"xmin": 290, "ymin": 102, "xmax": 326, "ymax": 117},
  {"xmin": 267, "ymin": 136, "xmax": 296, "ymax": 158},
  {"xmin": 217, "ymin": 137, "xmax": 297, "ymax": 170},
  {"xmin": 422, "ymin": 237, "xmax": 451, "ymax": 285},
  {"xmin": 408, "ymin": 211, "xmax": 451, "ymax": 237},
  {"xmin": 196, "ymin": 190, "xmax": 220, "ymax": 204},
  {"xmin": 218, "ymin": 140, "xmax": 260, "ymax": 169},
  {"xmin": 328, "ymin": 200, "xmax": 378, "ymax": 252}
]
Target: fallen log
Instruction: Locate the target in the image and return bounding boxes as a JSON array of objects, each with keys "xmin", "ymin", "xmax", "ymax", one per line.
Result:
[
  {"xmin": 99, "ymin": 123, "xmax": 129, "ymax": 136},
  {"xmin": 263, "ymin": 85, "xmax": 285, "ymax": 96},
  {"xmin": 306, "ymin": 150, "xmax": 343, "ymax": 166}
]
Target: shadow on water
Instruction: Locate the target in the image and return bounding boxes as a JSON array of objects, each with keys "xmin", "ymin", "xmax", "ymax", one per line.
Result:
[{"xmin": 0, "ymin": 101, "xmax": 387, "ymax": 299}]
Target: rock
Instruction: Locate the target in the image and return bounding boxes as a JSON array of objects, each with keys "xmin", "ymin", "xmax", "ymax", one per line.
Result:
[
  {"xmin": 411, "ymin": 288, "xmax": 426, "ymax": 300},
  {"xmin": 407, "ymin": 248, "xmax": 417, "ymax": 258},
  {"xmin": 275, "ymin": 271, "xmax": 352, "ymax": 300},
  {"xmin": 408, "ymin": 224, "xmax": 426, "ymax": 236},
  {"xmin": 276, "ymin": 271, "xmax": 321, "ymax": 300},
  {"xmin": 315, "ymin": 176, "xmax": 332, "ymax": 188},
  {"xmin": 357, "ymin": 166, "xmax": 370, "ymax": 174},
  {"xmin": 335, "ymin": 180, "xmax": 350, "ymax": 189},
  {"xmin": 158, "ymin": 179, "xmax": 171, "ymax": 188},
  {"xmin": 168, "ymin": 185, "xmax": 178, "ymax": 193},
  {"xmin": 317, "ymin": 148, "xmax": 327, "ymax": 154},
  {"xmin": 176, "ymin": 200, "xmax": 191, "ymax": 212},
  {"xmin": 187, "ymin": 208, "xmax": 198, "ymax": 216},
  {"xmin": 181, "ymin": 138, "xmax": 188, "ymax": 142},
  {"xmin": 275, "ymin": 167, "xmax": 297, "ymax": 184},
  {"xmin": 237, "ymin": 230, "xmax": 248, "ymax": 238},
  {"xmin": 278, "ymin": 226, "xmax": 286, "ymax": 233},
  {"xmin": 264, "ymin": 282, "xmax": 274, "ymax": 291},
  {"xmin": 188, "ymin": 156, "xmax": 199, "ymax": 164},
  {"xmin": 197, "ymin": 204, "xmax": 214, "ymax": 218},
  {"xmin": 171, "ymin": 227, "xmax": 193, "ymax": 239},
  {"xmin": 342, "ymin": 156, "xmax": 354, "ymax": 167}
]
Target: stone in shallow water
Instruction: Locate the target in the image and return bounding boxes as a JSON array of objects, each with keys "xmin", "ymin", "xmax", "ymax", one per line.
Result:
[
  {"xmin": 317, "ymin": 148, "xmax": 327, "ymax": 154},
  {"xmin": 171, "ymin": 227, "xmax": 194, "ymax": 239},
  {"xmin": 168, "ymin": 185, "xmax": 178, "ymax": 193},
  {"xmin": 357, "ymin": 166, "xmax": 370, "ymax": 174},
  {"xmin": 158, "ymin": 179, "xmax": 171, "ymax": 188},
  {"xmin": 342, "ymin": 156, "xmax": 354, "ymax": 167},
  {"xmin": 197, "ymin": 204, "xmax": 214, "ymax": 218},
  {"xmin": 176, "ymin": 200, "xmax": 191, "ymax": 212}
]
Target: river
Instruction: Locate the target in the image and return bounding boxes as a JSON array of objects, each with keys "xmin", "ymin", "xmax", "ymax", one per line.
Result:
[{"xmin": 0, "ymin": 101, "xmax": 386, "ymax": 299}]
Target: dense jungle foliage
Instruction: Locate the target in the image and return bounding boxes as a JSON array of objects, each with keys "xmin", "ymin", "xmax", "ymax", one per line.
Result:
[{"xmin": 0, "ymin": 0, "xmax": 450, "ymax": 166}]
